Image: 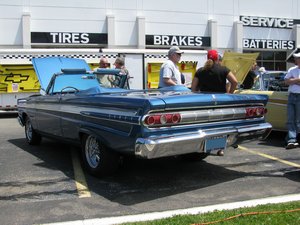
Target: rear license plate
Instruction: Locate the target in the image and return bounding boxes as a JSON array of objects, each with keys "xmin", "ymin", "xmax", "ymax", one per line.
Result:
[{"xmin": 204, "ymin": 135, "xmax": 227, "ymax": 153}]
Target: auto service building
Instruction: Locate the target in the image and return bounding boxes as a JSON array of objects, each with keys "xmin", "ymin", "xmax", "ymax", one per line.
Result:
[{"xmin": 1, "ymin": 0, "xmax": 300, "ymax": 70}]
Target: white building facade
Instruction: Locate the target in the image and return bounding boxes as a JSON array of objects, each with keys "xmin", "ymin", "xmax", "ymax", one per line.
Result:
[{"xmin": 1, "ymin": 0, "xmax": 300, "ymax": 70}]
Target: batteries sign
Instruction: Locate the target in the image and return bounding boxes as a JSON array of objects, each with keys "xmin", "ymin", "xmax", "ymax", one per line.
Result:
[{"xmin": 243, "ymin": 39, "xmax": 295, "ymax": 50}]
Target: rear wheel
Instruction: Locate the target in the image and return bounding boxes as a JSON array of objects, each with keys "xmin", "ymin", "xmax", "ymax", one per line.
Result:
[
  {"xmin": 81, "ymin": 134, "xmax": 120, "ymax": 177},
  {"xmin": 25, "ymin": 117, "xmax": 42, "ymax": 145}
]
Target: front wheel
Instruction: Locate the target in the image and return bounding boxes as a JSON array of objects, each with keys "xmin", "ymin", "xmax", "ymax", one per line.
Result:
[
  {"xmin": 25, "ymin": 117, "xmax": 42, "ymax": 145},
  {"xmin": 81, "ymin": 134, "xmax": 120, "ymax": 177}
]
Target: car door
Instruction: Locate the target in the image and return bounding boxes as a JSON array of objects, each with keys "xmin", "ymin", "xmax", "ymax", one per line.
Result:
[
  {"xmin": 33, "ymin": 94, "xmax": 62, "ymax": 137},
  {"xmin": 31, "ymin": 57, "xmax": 91, "ymax": 138}
]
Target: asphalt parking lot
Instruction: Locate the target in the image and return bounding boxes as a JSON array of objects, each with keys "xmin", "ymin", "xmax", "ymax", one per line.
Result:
[{"xmin": 0, "ymin": 115, "xmax": 299, "ymax": 225}]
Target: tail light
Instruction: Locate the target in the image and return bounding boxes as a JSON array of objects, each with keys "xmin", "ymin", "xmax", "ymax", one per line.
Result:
[
  {"xmin": 245, "ymin": 107, "xmax": 267, "ymax": 118},
  {"xmin": 145, "ymin": 115, "xmax": 161, "ymax": 126},
  {"xmin": 143, "ymin": 106, "xmax": 266, "ymax": 127},
  {"xmin": 144, "ymin": 113, "xmax": 182, "ymax": 126}
]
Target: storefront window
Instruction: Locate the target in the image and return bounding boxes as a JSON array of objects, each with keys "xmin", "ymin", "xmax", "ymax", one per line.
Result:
[
  {"xmin": 274, "ymin": 52, "xmax": 286, "ymax": 60},
  {"xmin": 263, "ymin": 62, "xmax": 275, "ymax": 70},
  {"xmin": 244, "ymin": 50, "xmax": 287, "ymax": 71},
  {"xmin": 262, "ymin": 52, "xmax": 274, "ymax": 61},
  {"xmin": 275, "ymin": 62, "xmax": 286, "ymax": 71}
]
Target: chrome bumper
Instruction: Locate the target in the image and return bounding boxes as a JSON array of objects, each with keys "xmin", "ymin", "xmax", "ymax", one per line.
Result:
[
  {"xmin": 135, "ymin": 122, "xmax": 272, "ymax": 159},
  {"xmin": 17, "ymin": 116, "xmax": 25, "ymax": 127}
]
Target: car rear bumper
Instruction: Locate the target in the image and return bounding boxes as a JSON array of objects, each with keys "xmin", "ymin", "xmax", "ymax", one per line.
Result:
[{"xmin": 134, "ymin": 122, "xmax": 272, "ymax": 159}]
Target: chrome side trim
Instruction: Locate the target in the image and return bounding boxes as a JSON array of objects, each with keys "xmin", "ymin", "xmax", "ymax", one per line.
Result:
[{"xmin": 135, "ymin": 122, "xmax": 272, "ymax": 159}]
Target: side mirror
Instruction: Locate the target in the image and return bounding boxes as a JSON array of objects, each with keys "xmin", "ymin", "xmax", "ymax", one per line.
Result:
[{"xmin": 40, "ymin": 88, "xmax": 46, "ymax": 95}]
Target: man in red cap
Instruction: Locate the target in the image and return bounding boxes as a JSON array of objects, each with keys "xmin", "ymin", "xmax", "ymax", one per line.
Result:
[{"xmin": 191, "ymin": 49, "xmax": 237, "ymax": 94}]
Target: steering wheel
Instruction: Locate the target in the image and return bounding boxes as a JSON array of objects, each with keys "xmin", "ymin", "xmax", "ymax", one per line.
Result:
[
  {"xmin": 112, "ymin": 77, "xmax": 121, "ymax": 87},
  {"xmin": 61, "ymin": 86, "xmax": 79, "ymax": 94}
]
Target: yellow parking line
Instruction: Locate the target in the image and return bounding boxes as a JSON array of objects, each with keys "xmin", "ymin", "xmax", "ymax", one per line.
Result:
[
  {"xmin": 238, "ymin": 145, "xmax": 300, "ymax": 169},
  {"xmin": 71, "ymin": 150, "xmax": 91, "ymax": 198}
]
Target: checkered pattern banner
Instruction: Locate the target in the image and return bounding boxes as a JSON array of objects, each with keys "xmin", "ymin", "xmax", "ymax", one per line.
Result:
[
  {"xmin": 0, "ymin": 54, "xmax": 118, "ymax": 60},
  {"xmin": 145, "ymin": 54, "xmax": 168, "ymax": 59}
]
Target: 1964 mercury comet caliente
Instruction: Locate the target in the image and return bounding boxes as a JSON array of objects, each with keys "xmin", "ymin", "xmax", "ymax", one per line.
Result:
[{"xmin": 17, "ymin": 57, "xmax": 272, "ymax": 177}]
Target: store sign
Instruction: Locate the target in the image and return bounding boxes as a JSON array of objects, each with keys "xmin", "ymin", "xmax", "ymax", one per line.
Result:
[
  {"xmin": 146, "ymin": 35, "xmax": 210, "ymax": 47},
  {"xmin": 243, "ymin": 39, "xmax": 295, "ymax": 50},
  {"xmin": 240, "ymin": 15, "xmax": 294, "ymax": 29},
  {"xmin": 31, "ymin": 32, "xmax": 107, "ymax": 44}
]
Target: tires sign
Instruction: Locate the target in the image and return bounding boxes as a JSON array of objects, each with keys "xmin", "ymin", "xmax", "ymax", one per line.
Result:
[{"xmin": 31, "ymin": 32, "xmax": 107, "ymax": 45}]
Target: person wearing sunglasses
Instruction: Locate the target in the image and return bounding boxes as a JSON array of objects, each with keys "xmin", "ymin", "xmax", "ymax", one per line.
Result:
[
  {"xmin": 98, "ymin": 57, "xmax": 110, "ymax": 69},
  {"xmin": 158, "ymin": 46, "xmax": 184, "ymax": 88}
]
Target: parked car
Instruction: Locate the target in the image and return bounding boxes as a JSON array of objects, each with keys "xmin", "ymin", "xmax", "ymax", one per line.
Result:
[
  {"xmin": 17, "ymin": 57, "xmax": 272, "ymax": 177},
  {"xmin": 235, "ymin": 71, "xmax": 288, "ymax": 131},
  {"xmin": 221, "ymin": 52, "xmax": 288, "ymax": 132}
]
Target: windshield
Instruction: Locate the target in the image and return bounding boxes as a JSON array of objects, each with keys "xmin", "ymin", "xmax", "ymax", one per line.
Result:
[
  {"xmin": 48, "ymin": 73, "xmax": 129, "ymax": 94},
  {"xmin": 50, "ymin": 74, "xmax": 99, "ymax": 93},
  {"xmin": 252, "ymin": 72, "xmax": 288, "ymax": 92}
]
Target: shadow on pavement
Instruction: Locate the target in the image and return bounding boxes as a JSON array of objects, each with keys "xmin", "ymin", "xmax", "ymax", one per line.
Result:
[{"xmin": 8, "ymin": 137, "xmax": 249, "ymax": 206}]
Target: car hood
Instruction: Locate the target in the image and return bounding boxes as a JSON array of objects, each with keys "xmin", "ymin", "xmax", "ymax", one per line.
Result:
[
  {"xmin": 222, "ymin": 52, "xmax": 259, "ymax": 83},
  {"xmin": 32, "ymin": 57, "xmax": 91, "ymax": 90}
]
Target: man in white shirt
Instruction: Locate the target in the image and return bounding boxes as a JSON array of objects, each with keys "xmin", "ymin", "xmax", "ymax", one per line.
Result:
[
  {"xmin": 284, "ymin": 52, "xmax": 300, "ymax": 149},
  {"xmin": 158, "ymin": 46, "xmax": 184, "ymax": 88}
]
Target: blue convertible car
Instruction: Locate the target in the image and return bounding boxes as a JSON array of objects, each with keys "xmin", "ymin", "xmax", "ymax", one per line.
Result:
[{"xmin": 17, "ymin": 57, "xmax": 272, "ymax": 177}]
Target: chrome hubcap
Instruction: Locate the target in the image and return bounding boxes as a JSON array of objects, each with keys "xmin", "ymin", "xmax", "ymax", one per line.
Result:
[
  {"xmin": 25, "ymin": 120, "xmax": 32, "ymax": 141},
  {"xmin": 85, "ymin": 136, "xmax": 101, "ymax": 168}
]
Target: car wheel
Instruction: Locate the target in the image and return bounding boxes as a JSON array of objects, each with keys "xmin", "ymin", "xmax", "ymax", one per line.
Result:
[
  {"xmin": 25, "ymin": 117, "xmax": 42, "ymax": 145},
  {"xmin": 81, "ymin": 134, "xmax": 120, "ymax": 177},
  {"xmin": 180, "ymin": 152, "xmax": 208, "ymax": 161}
]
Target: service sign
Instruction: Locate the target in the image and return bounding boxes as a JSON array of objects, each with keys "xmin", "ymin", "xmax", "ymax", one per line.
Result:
[
  {"xmin": 146, "ymin": 35, "xmax": 210, "ymax": 47},
  {"xmin": 31, "ymin": 32, "xmax": 107, "ymax": 45},
  {"xmin": 243, "ymin": 39, "xmax": 295, "ymax": 50},
  {"xmin": 240, "ymin": 15, "xmax": 295, "ymax": 29},
  {"xmin": 240, "ymin": 15, "xmax": 300, "ymax": 29}
]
